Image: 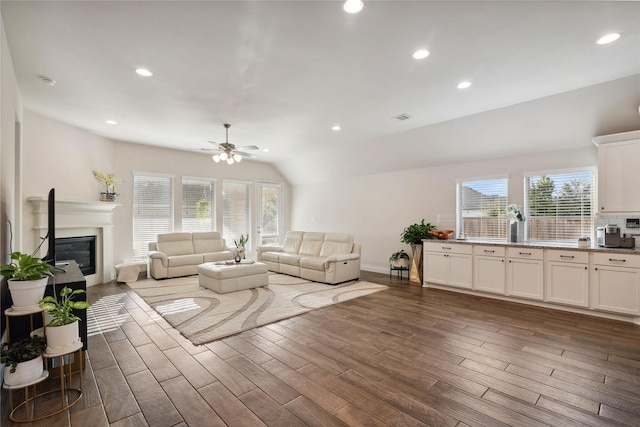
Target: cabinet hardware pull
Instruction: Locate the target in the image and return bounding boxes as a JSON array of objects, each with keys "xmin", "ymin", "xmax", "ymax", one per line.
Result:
[
  {"xmin": 484, "ymin": 250, "xmax": 495, "ymax": 253},
  {"xmin": 584, "ymin": 266, "xmax": 587, "ymax": 270},
  {"xmin": 519, "ymin": 252, "xmax": 532, "ymax": 256},
  {"xmin": 609, "ymin": 258, "xmax": 626, "ymax": 262},
  {"xmin": 560, "ymin": 255, "xmax": 575, "ymax": 259},
  {"xmin": 442, "ymin": 247, "xmax": 451, "ymax": 250}
]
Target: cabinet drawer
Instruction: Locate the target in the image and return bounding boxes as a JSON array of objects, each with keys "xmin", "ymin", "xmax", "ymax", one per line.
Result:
[
  {"xmin": 547, "ymin": 250, "xmax": 589, "ymax": 264},
  {"xmin": 423, "ymin": 242, "xmax": 472, "ymax": 254},
  {"xmin": 474, "ymin": 245, "xmax": 505, "ymax": 257},
  {"xmin": 592, "ymin": 252, "xmax": 640, "ymax": 268},
  {"xmin": 507, "ymin": 247, "xmax": 543, "ymax": 260}
]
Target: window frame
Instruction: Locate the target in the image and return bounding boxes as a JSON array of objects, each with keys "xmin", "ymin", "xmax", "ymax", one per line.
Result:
[
  {"xmin": 456, "ymin": 176, "xmax": 509, "ymax": 241},
  {"xmin": 181, "ymin": 176, "xmax": 217, "ymax": 233}
]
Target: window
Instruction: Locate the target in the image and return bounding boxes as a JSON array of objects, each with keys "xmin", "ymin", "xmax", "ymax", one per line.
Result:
[
  {"xmin": 222, "ymin": 181, "xmax": 251, "ymax": 249},
  {"xmin": 182, "ymin": 177, "xmax": 216, "ymax": 232},
  {"xmin": 525, "ymin": 169, "xmax": 594, "ymax": 242},
  {"xmin": 457, "ymin": 178, "xmax": 508, "ymax": 240},
  {"xmin": 133, "ymin": 173, "xmax": 174, "ymax": 260},
  {"xmin": 258, "ymin": 182, "xmax": 283, "ymax": 246}
]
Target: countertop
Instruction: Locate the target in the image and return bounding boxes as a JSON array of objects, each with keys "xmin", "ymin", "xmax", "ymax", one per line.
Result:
[{"xmin": 423, "ymin": 239, "xmax": 640, "ymax": 255}]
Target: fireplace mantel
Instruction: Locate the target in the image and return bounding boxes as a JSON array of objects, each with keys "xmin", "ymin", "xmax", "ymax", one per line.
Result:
[{"xmin": 28, "ymin": 197, "xmax": 120, "ymax": 286}]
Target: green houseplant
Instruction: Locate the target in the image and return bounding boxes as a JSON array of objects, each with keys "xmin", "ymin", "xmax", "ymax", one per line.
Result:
[
  {"xmin": 234, "ymin": 234, "xmax": 249, "ymax": 261},
  {"xmin": 389, "ymin": 249, "xmax": 410, "ymax": 268},
  {"xmin": 40, "ymin": 286, "xmax": 91, "ymax": 351},
  {"xmin": 1, "ymin": 252, "xmax": 53, "ymax": 308},
  {"xmin": 1, "ymin": 335, "xmax": 47, "ymax": 386},
  {"xmin": 400, "ymin": 219, "xmax": 436, "ymax": 284}
]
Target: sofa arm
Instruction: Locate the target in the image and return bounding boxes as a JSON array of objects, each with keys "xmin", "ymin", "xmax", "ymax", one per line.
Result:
[
  {"xmin": 256, "ymin": 246, "xmax": 283, "ymax": 261},
  {"xmin": 324, "ymin": 252, "xmax": 360, "ymax": 266},
  {"xmin": 149, "ymin": 251, "xmax": 169, "ymax": 266}
]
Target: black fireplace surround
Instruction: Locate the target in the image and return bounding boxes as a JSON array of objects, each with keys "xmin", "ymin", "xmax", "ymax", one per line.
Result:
[{"xmin": 55, "ymin": 235, "xmax": 96, "ymax": 276}]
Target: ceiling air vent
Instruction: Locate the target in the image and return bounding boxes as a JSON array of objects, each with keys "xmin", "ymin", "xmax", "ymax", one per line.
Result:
[{"xmin": 393, "ymin": 114, "xmax": 412, "ymax": 121}]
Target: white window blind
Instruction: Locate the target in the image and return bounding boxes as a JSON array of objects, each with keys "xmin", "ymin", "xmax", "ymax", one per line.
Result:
[
  {"xmin": 222, "ymin": 181, "xmax": 250, "ymax": 249},
  {"xmin": 133, "ymin": 173, "xmax": 174, "ymax": 260},
  {"xmin": 456, "ymin": 178, "xmax": 508, "ymax": 240},
  {"xmin": 259, "ymin": 182, "xmax": 282, "ymax": 246},
  {"xmin": 182, "ymin": 177, "xmax": 216, "ymax": 232},
  {"xmin": 525, "ymin": 170, "xmax": 594, "ymax": 242}
]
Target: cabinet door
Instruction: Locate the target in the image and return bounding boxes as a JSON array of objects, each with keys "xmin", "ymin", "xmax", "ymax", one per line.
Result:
[
  {"xmin": 598, "ymin": 140, "xmax": 640, "ymax": 213},
  {"xmin": 447, "ymin": 254, "xmax": 473, "ymax": 289},
  {"xmin": 474, "ymin": 255, "xmax": 506, "ymax": 294},
  {"xmin": 424, "ymin": 252, "xmax": 448, "ymax": 285},
  {"xmin": 545, "ymin": 262, "xmax": 589, "ymax": 307},
  {"xmin": 591, "ymin": 266, "xmax": 640, "ymax": 315},
  {"xmin": 507, "ymin": 259, "xmax": 544, "ymax": 300}
]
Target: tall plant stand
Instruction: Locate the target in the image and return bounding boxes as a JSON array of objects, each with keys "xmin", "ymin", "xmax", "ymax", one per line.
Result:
[{"xmin": 409, "ymin": 244, "xmax": 423, "ymax": 285}]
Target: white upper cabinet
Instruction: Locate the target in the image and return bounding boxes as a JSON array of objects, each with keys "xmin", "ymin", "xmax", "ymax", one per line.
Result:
[{"xmin": 593, "ymin": 130, "xmax": 640, "ymax": 214}]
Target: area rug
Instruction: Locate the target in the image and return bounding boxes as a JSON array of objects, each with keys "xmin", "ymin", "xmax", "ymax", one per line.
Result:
[{"xmin": 126, "ymin": 274, "xmax": 387, "ymax": 345}]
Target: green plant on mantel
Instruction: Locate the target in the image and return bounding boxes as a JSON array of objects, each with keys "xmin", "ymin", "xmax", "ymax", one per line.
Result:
[{"xmin": 400, "ymin": 219, "xmax": 436, "ymax": 245}]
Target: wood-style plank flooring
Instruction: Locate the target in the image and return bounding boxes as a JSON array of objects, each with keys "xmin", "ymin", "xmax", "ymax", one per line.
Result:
[{"xmin": 2, "ymin": 271, "xmax": 640, "ymax": 426}]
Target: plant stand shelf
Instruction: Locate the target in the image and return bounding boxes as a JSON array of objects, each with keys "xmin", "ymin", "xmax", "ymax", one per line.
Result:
[{"xmin": 390, "ymin": 265, "xmax": 409, "ymax": 280}]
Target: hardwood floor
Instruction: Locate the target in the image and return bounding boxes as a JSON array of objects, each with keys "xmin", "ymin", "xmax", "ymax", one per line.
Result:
[{"xmin": 2, "ymin": 271, "xmax": 640, "ymax": 426}]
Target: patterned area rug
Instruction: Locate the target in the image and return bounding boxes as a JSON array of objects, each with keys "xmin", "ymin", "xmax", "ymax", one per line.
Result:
[{"xmin": 126, "ymin": 273, "xmax": 387, "ymax": 345}]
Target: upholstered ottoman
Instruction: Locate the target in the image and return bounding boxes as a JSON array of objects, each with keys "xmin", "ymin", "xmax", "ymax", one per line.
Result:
[{"xmin": 198, "ymin": 261, "xmax": 269, "ymax": 293}]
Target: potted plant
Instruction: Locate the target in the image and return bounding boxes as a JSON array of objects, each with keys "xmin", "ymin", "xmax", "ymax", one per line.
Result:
[
  {"xmin": 93, "ymin": 170, "xmax": 124, "ymax": 202},
  {"xmin": 400, "ymin": 219, "xmax": 436, "ymax": 284},
  {"xmin": 1, "ymin": 335, "xmax": 47, "ymax": 386},
  {"xmin": 1, "ymin": 252, "xmax": 53, "ymax": 309},
  {"xmin": 234, "ymin": 234, "xmax": 249, "ymax": 261},
  {"xmin": 39, "ymin": 286, "xmax": 91, "ymax": 352},
  {"xmin": 389, "ymin": 249, "xmax": 410, "ymax": 268}
]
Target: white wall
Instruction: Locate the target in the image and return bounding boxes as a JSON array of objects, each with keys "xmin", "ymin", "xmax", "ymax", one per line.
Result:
[{"xmin": 291, "ymin": 145, "xmax": 597, "ymax": 273}]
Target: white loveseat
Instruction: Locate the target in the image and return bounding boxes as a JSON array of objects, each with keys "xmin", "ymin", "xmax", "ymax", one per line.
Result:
[
  {"xmin": 256, "ymin": 231, "xmax": 361, "ymax": 284},
  {"xmin": 148, "ymin": 232, "xmax": 235, "ymax": 279}
]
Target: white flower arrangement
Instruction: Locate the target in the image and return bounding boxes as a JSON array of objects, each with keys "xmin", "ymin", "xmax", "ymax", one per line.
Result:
[{"xmin": 506, "ymin": 203, "xmax": 526, "ymax": 224}]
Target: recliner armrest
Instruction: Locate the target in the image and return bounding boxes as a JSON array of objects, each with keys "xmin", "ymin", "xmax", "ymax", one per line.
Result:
[
  {"xmin": 149, "ymin": 251, "xmax": 169, "ymax": 266},
  {"xmin": 325, "ymin": 253, "xmax": 360, "ymax": 264}
]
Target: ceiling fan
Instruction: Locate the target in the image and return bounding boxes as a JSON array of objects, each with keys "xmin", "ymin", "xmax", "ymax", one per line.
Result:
[{"xmin": 206, "ymin": 124, "xmax": 259, "ymax": 164}]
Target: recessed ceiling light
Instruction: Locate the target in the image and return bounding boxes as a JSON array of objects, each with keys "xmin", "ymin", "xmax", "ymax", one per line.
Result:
[
  {"xmin": 331, "ymin": 125, "xmax": 341, "ymax": 131},
  {"xmin": 135, "ymin": 68, "xmax": 153, "ymax": 77},
  {"xmin": 457, "ymin": 81, "xmax": 472, "ymax": 89},
  {"xmin": 106, "ymin": 120, "xmax": 118, "ymax": 125},
  {"xmin": 596, "ymin": 33, "xmax": 620, "ymax": 45},
  {"xmin": 262, "ymin": 148, "xmax": 270, "ymax": 153},
  {"xmin": 413, "ymin": 49, "xmax": 430, "ymax": 60},
  {"xmin": 343, "ymin": 0, "xmax": 363, "ymax": 14}
]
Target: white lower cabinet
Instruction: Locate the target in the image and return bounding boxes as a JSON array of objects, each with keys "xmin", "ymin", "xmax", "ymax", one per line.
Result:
[
  {"xmin": 506, "ymin": 248, "xmax": 544, "ymax": 300},
  {"xmin": 591, "ymin": 253, "xmax": 640, "ymax": 315},
  {"xmin": 473, "ymin": 246, "xmax": 505, "ymax": 294},
  {"xmin": 423, "ymin": 242, "xmax": 472, "ymax": 289},
  {"xmin": 545, "ymin": 250, "xmax": 589, "ymax": 307}
]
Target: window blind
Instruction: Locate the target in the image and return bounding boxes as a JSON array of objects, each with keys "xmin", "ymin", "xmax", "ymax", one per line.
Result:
[
  {"xmin": 525, "ymin": 170, "xmax": 594, "ymax": 242},
  {"xmin": 182, "ymin": 177, "xmax": 216, "ymax": 233},
  {"xmin": 456, "ymin": 178, "xmax": 508, "ymax": 239},
  {"xmin": 222, "ymin": 181, "xmax": 250, "ymax": 249},
  {"xmin": 259, "ymin": 182, "xmax": 282, "ymax": 246},
  {"xmin": 133, "ymin": 173, "xmax": 174, "ymax": 260}
]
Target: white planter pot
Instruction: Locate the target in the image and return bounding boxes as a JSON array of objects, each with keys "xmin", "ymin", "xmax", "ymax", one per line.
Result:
[
  {"xmin": 391, "ymin": 258, "xmax": 409, "ymax": 268},
  {"xmin": 8, "ymin": 277, "xmax": 48, "ymax": 309},
  {"xmin": 45, "ymin": 321, "xmax": 81, "ymax": 353},
  {"xmin": 3, "ymin": 355, "xmax": 44, "ymax": 386}
]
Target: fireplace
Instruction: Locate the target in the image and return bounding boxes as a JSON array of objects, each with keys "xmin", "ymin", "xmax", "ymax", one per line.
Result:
[{"xmin": 56, "ymin": 236, "xmax": 97, "ymax": 276}]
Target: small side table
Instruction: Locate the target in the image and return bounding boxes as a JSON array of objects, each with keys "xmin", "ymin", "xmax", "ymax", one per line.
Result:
[
  {"xmin": 390, "ymin": 265, "xmax": 409, "ymax": 280},
  {"xmin": 3, "ymin": 370, "xmax": 49, "ymax": 422}
]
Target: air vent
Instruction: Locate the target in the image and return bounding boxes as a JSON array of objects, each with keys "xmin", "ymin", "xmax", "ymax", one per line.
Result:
[{"xmin": 393, "ymin": 114, "xmax": 412, "ymax": 121}]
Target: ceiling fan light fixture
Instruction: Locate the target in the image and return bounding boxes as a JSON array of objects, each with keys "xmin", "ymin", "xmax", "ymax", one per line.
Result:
[
  {"xmin": 212, "ymin": 154, "xmax": 221, "ymax": 163},
  {"xmin": 227, "ymin": 157, "xmax": 234, "ymax": 165},
  {"xmin": 219, "ymin": 152, "xmax": 228, "ymax": 161},
  {"xmin": 233, "ymin": 154, "xmax": 242, "ymax": 163}
]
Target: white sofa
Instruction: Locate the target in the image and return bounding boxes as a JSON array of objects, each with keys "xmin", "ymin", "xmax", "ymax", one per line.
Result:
[
  {"xmin": 256, "ymin": 231, "xmax": 361, "ymax": 284},
  {"xmin": 148, "ymin": 232, "xmax": 235, "ymax": 279}
]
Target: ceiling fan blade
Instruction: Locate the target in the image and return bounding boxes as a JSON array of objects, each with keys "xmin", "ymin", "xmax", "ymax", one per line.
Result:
[
  {"xmin": 235, "ymin": 151, "xmax": 258, "ymax": 159},
  {"xmin": 234, "ymin": 145, "xmax": 259, "ymax": 151}
]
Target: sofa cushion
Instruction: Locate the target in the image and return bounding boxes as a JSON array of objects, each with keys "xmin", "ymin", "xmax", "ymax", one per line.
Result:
[
  {"xmin": 299, "ymin": 256, "xmax": 326, "ymax": 271},
  {"xmin": 193, "ymin": 232, "xmax": 224, "ymax": 253},
  {"xmin": 282, "ymin": 231, "xmax": 304, "ymax": 254},
  {"xmin": 167, "ymin": 254, "xmax": 203, "ymax": 267},
  {"xmin": 157, "ymin": 232, "xmax": 195, "ymax": 256},
  {"xmin": 261, "ymin": 251, "xmax": 281, "ymax": 263},
  {"xmin": 279, "ymin": 253, "xmax": 304, "ymax": 266},
  {"xmin": 298, "ymin": 232, "xmax": 325, "ymax": 256}
]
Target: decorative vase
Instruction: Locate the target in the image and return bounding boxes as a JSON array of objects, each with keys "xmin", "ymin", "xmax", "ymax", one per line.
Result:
[
  {"xmin": 409, "ymin": 244, "xmax": 423, "ymax": 285},
  {"xmin": 45, "ymin": 321, "xmax": 81, "ymax": 353},
  {"xmin": 392, "ymin": 258, "xmax": 409, "ymax": 269},
  {"xmin": 509, "ymin": 222, "xmax": 524, "ymax": 243},
  {"xmin": 3, "ymin": 355, "xmax": 44, "ymax": 386},
  {"xmin": 8, "ymin": 277, "xmax": 48, "ymax": 310},
  {"xmin": 100, "ymin": 192, "xmax": 117, "ymax": 202}
]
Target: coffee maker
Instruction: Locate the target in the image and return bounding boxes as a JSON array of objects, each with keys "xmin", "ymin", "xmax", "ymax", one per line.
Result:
[{"xmin": 596, "ymin": 224, "xmax": 621, "ymax": 248}]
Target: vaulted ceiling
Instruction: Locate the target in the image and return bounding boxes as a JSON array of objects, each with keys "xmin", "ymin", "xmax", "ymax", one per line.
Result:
[{"xmin": 3, "ymin": 1, "xmax": 639, "ymax": 184}]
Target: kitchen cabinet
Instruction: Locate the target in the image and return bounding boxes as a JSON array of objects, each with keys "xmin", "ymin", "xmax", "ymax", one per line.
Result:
[
  {"xmin": 506, "ymin": 247, "xmax": 544, "ymax": 300},
  {"xmin": 545, "ymin": 250, "xmax": 589, "ymax": 307},
  {"xmin": 593, "ymin": 130, "xmax": 640, "ymax": 214},
  {"xmin": 591, "ymin": 252, "xmax": 640, "ymax": 315},
  {"xmin": 423, "ymin": 242, "xmax": 472, "ymax": 289},
  {"xmin": 473, "ymin": 245, "xmax": 506, "ymax": 294}
]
